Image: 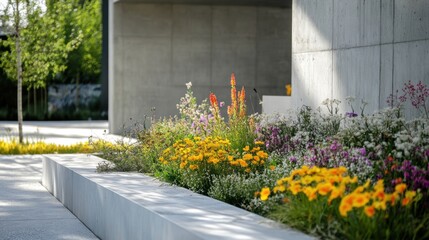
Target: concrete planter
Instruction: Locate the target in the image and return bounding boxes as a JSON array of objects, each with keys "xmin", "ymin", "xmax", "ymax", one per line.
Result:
[
  {"xmin": 42, "ymin": 154, "xmax": 313, "ymax": 240},
  {"xmin": 262, "ymin": 95, "xmax": 295, "ymax": 115}
]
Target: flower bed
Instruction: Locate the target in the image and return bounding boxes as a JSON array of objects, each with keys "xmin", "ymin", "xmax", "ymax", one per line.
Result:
[{"xmin": 98, "ymin": 76, "xmax": 429, "ymax": 239}]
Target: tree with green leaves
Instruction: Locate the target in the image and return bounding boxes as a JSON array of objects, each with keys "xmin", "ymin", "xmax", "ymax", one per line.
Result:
[
  {"xmin": 65, "ymin": 0, "xmax": 101, "ymax": 110},
  {"xmin": 0, "ymin": 0, "xmax": 81, "ymax": 143}
]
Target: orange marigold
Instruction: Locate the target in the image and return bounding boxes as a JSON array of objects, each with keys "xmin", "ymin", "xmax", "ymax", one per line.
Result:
[
  {"xmin": 260, "ymin": 187, "xmax": 270, "ymax": 201},
  {"xmin": 364, "ymin": 206, "xmax": 375, "ymax": 217}
]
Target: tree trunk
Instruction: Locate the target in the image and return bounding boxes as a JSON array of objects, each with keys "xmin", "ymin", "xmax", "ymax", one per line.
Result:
[
  {"xmin": 33, "ymin": 87, "xmax": 36, "ymax": 116},
  {"xmin": 75, "ymin": 72, "xmax": 80, "ymax": 112},
  {"xmin": 14, "ymin": 0, "xmax": 23, "ymax": 143},
  {"xmin": 27, "ymin": 88, "xmax": 30, "ymax": 114},
  {"xmin": 44, "ymin": 87, "xmax": 47, "ymax": 116}
]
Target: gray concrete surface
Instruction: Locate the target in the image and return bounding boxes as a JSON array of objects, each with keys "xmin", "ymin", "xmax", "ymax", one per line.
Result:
[
  {"xmin": 109, "ymin": 2, "xmax": 292, "ymax": 134},
  {"xmin": 291, "ymin": 0, "xmax": 429, "ymax": 116},
  {"xmin": 0, "ymin": 155, "xmax": 98, "ymax": 240},
  {"xmin": 0, "ymin": 121, "xmax": 124, "ymax": 145},
  {"xmin": 43, "ymin": 154, "xmax": 314, "ymax": 240}
]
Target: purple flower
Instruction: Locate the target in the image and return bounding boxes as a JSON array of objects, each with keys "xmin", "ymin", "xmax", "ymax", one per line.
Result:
[
  {"xmin": 345, "ymin": 112, "xmax": 358, "ymax": 118},
  {"xmin": 359, "ymin": 148, "xmax": 366, "ymax": 156}
]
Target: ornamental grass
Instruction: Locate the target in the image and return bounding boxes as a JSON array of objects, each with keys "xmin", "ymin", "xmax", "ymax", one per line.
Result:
[{"xmin": 0, "ymin": 139, "xmax": 98, "ymax": 155}]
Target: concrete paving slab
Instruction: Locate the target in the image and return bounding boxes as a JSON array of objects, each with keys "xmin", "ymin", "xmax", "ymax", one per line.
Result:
[
  {"xmin": 0, "ymin": 155, "xmax": 98, "ymax": 240},
  {"xmin": 0, "ymin": 120, "xmax": 123, "ymax": 145}
]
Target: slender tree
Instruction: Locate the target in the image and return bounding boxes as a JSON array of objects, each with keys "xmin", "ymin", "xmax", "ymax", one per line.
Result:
[{"xmin": 1, "ymin": 0, "xmax": 81, "ymax": 142}]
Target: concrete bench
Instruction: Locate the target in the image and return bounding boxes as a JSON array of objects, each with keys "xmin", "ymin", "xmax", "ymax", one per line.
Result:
[{"xmin": 42, "ymin": 154, "xmax": 313, "ymax": 240}]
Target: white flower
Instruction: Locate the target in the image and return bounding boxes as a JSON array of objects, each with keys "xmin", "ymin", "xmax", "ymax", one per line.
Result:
[{"xmin": 186, "ymin": 82, "xmax": 192, "ymax": 89}]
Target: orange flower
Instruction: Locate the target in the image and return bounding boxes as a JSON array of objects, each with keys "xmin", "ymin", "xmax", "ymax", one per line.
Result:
[
  {"xmin": 402, "ymin": 191, "xmax": 417, "ymax": 206},
  {"xmin": 209, "ymin": 93, "xmax": 220, "ymax": 119},
  {"xmin": 364, "ymin": 206, "xmax": 375, "ymax": 217},
  {"xmin": 289, "ymin": 184, "xmax": 302, "ymax": 195},
  {"xmin": 303, "ymin": 187, "xmax": 318, "ymax": 201},
  {"xmin": 229, "ymin": 73, "xmax": 238, "ymax": 118},
  {"xmin": 286, "ymin": 84, "xmax": 292, "ymax": 96},
  {"xmin": 374, "ymin": 190, "xmax": 385, "ymax": 201},
  {"xmin": 352, "ymin": 194, "xmax": 369, "ymax": 208},
  {"xmin": 260, "ymin": 187, "xmax": 270, "ymax": 201},
  {"xmin": 394, "ymin": 183, "xmax": 407, "ymax": 194},
  {"xmin": 209, "ymin": 92, "xmax": 218, "ymax": 107},
  {"xmin": 401, "ymin": 197, "xmax": 411, "ymax": 206},
  {"xmin": 317, "ymin": 182, "xmax": 333, "ymax": 196},
  {"xmin": 328, "ymin": 186, "xmax": 344, "ymax": 204},
  {"xmin": 239, "ymin": 86, "xmax": 246, "ymax": 117},
  {"xmin": 189, "ymin": 164, "xmax": 198, "ymax": 170},
  {"xmin": 339, "ymin": 202, "xmax": 353, "ymax": 217},
  {"xmin": 230, "ymin": 72, "xmax": 236, "ymax": 87}
]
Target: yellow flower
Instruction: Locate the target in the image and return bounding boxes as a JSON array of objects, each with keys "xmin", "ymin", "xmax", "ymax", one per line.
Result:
[
  {"xmin": 364, "ymin": 206, "xmax": 375, "ymax": 218},
  {"xmin": 301, "ymin": 176, "xmax": 314, "ymax": 185},
  {"xmin": 373, "ymin": 189, "xmax": 385, "ymax": 201},
  {"xmin": 395, "ymin": 183, "xmax": 407, "ymax": 194},
  {"xmin": 339, "ymin": 202, "xmax": 353, "ymax": 217},
  {"xmin": 374, "ymin": 180, "xmax": 384, "ymax": 191},
  {"xmin": 229, "ymin": 160, "xmax": 239, "ymax": 166},
  {"xmin": 328, "ymin": 185, "xmax": 344, "ymax": 204},
  {"xmin": 260, "ymin": 187, "xmax": 271, "ymax": 201},
  {"xmin": 405, "ymin": 190, "xmax": 416, "ymax": 199},
  {"xmin": 162, "ymin": 148, "xmax": 171, "ymax": 154},
  {"xmin": 256, "ymin": 151, "xmax": 268, "ymax": 159},
  {"xmin": 243, "ymin": 153, "xmax": 253, "ymax": 161},
  {"xmin": 269, "ymin": 165, "xmax": 276, "ymax": 171},
  {"xmin": 289, "ymin": 184, "xmax": 301, "ymax": 195},
  {"xmin": 352, "ymin": 186, "xmax": 365, "ymax": 194},
  {"xmin": 372, "ymin": 200, "xmax": 387, "ymax": 210},
  {"xmin": 255, "ymin": 141, "xmax": 264, "ymax": 145},
  {"xmin": 352, "ymin": 193, "xmax": 370, "ymax": 208},
  {"xmin": 303, "ymin": 187, "xmax": 318, "ymax": 201},
  {"xmin": 317, "ymin": 182, "xmax": 333, "ymax": 196},
  {"xmin": 243, "ymin": 146, "xmax": 250, "ymax": 152},
  {"xmin": 401, "ymin": 191, "xmax": 416, "ymax": 206},
  {"xmin": 251, "ymin": 147, "xmax": 261, "ymax": 152},
  {"xmin": 179, "ymin": 161, "xmax": 187, "ymax": 169},
  {"xmin": 328, "ymin": 167, "xmax": 345, "ymax": 176},
  {"xmin": 189, "ymin": 164, "xmax": 198, "ymax": 170},
  {"xmin": 238, "ymin": 159, "xmax": 248, "ymax": 168},
  {"xmin": 210, "ymin": 158, "xmax": 220, "ymax": 164},
  {"xmin": 308, "ymin": 167, "xmax": 321, "ymax": 175}
]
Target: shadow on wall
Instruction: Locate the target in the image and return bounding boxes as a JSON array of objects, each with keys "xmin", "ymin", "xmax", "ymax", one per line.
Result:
[{"xmin": 292, "ymin": 0, "xmax": 429, "ymax": 116}]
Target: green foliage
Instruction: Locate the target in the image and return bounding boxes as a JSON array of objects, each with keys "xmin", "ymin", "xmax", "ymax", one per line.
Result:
[
  {"xmin": 65, "ymin": 0, "xmax": 101, "ymax": 82},
  {"xmin": 208, "ymin": 169, "xmax": 282, "ymax": 212},
  {"xmin": 0, "ymin": 0, "xmax": 82, "ymax": 89}
]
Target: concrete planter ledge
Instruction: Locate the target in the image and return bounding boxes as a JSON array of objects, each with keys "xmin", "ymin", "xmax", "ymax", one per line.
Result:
[{"xmin": 42, "ymin": 154, "xmax": 313, "ymax": 240}]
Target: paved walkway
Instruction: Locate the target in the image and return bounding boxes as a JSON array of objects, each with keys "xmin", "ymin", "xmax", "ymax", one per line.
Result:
[
  {"xmin": 0, "ymin": 155, "xmax": 99, "ymax": 239},
  {"xmin": 0, "ymin": 121, "xmax": 111, "ymax": 145},
  {"xmin": 0, "ymin": 121, "xmax": 116, "ymax": 239}
]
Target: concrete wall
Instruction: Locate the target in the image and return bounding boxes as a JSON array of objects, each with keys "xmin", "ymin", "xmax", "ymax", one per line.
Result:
[
  {"xmin": 292, "ymin": 0, "xmax": 429, "ymax": 116},
  {"xmin": 109, "ymin": 1, "xmax": 291, "ymax": 134}
]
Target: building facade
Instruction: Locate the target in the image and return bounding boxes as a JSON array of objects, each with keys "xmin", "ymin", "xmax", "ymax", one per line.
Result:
[{"xmin": 108, "ymin": 0, "xmax": 429, "ymax": 133}]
